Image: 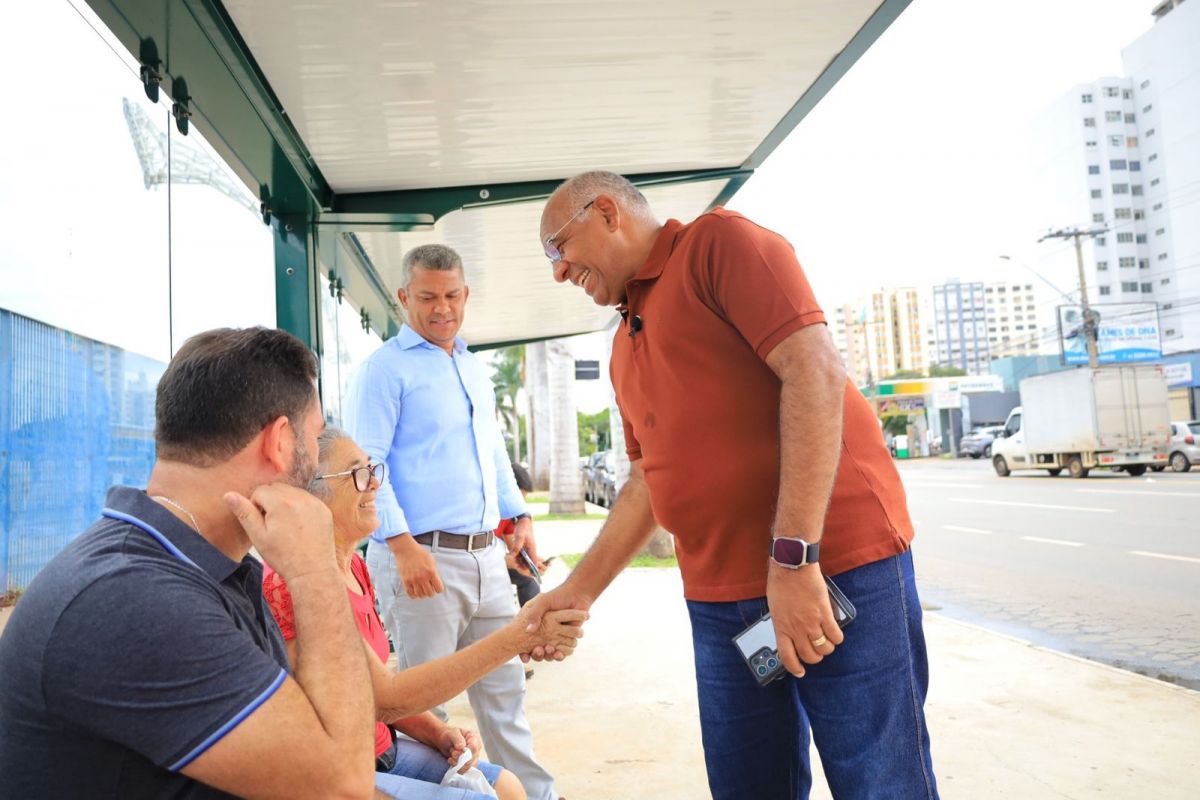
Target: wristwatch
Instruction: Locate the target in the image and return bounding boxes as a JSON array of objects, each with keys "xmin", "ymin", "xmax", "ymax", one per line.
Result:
[
  {"xmin": 512, "ymin": 512, "xmax": 532, "ymax": 523},
  {"xmin": 770, "ymin": 536, "xmax": 821, "ymax": 569}
]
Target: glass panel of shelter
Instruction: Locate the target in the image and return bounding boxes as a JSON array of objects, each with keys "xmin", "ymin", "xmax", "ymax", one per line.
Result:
[{"xmin": 0, "ymin": 1, "xmax": 173, "ymax": 591}]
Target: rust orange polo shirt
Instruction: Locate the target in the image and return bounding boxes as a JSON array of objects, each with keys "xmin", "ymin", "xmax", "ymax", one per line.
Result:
[{"xmin": 610, "ymin": 209, "xmax": 915, "ymax": 601}]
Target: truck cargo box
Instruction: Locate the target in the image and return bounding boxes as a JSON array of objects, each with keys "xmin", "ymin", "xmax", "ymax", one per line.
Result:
[{"xmin": 1020, "ymin": 365, "xmax": 1169, "ymax": 454}]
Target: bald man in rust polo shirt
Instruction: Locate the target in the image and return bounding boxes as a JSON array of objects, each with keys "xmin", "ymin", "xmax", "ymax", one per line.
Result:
[{"xmin": 528, "ymin": 171, "xmax": 938, "ymax": 800}]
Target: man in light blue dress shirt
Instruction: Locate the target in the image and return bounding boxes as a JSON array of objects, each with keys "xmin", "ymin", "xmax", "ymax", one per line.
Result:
[{"xmin": 345, "ymin": 244, "xmax": 558, "ymax": 800}]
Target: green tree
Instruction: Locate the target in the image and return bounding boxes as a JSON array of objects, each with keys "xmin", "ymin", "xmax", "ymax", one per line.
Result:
[
  {"xmin": 577, "ymin": 409, "xmax": 610, "ymax": 456},
  {"xmin": 884, "ymin": 369, "xmax": 924, "ymax": 380},
  {"xmin": 491, "ymin": 345, "xmax": 525, "ymax": 462},
  {"xmin": 929, "ymin": 363, "xmax": 967, "ymax": 377}
]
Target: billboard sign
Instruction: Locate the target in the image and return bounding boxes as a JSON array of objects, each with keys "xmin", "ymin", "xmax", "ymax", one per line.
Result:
[
  {"xmin": 877, "ymin": 396, "xmax": 926, "ymax": 417},
  {"xmin": 1057, "ymin": 303, "xmax": 1161, "ymax": 365},
  {"xmin": 1164, "ymin": 362, "xmax": 1193, "ymax": 387},
  {"xmin": 574, "ymin": 359, "xmax": 601, "ymax": 380}
]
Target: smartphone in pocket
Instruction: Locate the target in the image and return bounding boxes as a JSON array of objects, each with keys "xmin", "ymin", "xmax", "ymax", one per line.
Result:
[{"xmin": 732, "ymin": 576, "xmax": 857, "ymax": 686}]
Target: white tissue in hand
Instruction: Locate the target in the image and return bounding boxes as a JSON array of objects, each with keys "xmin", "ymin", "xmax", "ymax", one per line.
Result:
[{"xmin": 440, "ymin": 748, "xmax": 497, "ymax": 797}]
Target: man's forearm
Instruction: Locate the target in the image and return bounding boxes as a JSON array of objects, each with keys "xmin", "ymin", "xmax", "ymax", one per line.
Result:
[
  {"xmin": 771, "ymin": 369, "xmax": 844, "ymax": 542},
  {"xmin": 288, "ymin": 570, "xmax": 376, "ymax": 764},
  {"xmin": 563, "ymin": 466, "xmax": 658, "ymax": 603}
]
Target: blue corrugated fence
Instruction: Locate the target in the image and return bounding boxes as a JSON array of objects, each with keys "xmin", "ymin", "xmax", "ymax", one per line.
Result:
[{"xmin": 1, "ymin": 309, "xmax": 163, "ymax": 591}]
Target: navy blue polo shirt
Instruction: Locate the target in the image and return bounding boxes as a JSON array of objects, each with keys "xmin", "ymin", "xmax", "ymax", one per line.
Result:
[{"xmin": 0, "ymin": 487, "xmax": 289, "ymax": 798}]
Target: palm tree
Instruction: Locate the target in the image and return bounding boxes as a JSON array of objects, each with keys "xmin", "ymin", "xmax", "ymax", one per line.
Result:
[
  {"xmin": 491, "ymin": 345, "xmax": 524, "ymax": 463},
  {"xmin": 546, "ymin": 339, "xmax": 584, "ymax": 514},
  {"xmin": 525, "ymin": 341, "xmax": 552, "ymax": 490}
]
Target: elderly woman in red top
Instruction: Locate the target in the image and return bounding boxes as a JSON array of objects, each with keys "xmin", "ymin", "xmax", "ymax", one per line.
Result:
[{"xmin": 264, "ymin": 427, "xmax": 584, "ymax": 800}]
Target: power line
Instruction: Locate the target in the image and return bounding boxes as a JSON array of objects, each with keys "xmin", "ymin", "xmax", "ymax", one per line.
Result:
[{"xmin": 1038, "ymin": 226, "xmax": 1106, "ymax": 366}]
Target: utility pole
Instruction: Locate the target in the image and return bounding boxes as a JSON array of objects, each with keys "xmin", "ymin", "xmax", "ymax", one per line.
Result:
[{"xmin": 1038, "ymin": 226, "xmax": 1106, "ymax": 368}]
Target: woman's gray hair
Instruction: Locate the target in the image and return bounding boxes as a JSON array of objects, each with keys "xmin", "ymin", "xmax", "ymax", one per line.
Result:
[
  {"xmin": 401, "ymin": 243, "xmax": 464, "ymax": 289},
  {"xmin": 557, "ymin": 170, "xmax": 656, "ymax": 224},
  {"xmin": 308, "ymin": 425, "xmax": 352, "ymax": 501}
]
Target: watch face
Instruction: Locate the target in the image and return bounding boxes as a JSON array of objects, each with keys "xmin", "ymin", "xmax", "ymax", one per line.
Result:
[{"xmin": 772, "ymin": 538, "xmax": 811, "ymax": 566}]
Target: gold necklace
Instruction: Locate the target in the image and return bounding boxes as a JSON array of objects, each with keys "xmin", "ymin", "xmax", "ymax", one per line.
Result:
[{"xmin": 151, "ymin": 495, "xmax": 201, "ymax": 533}]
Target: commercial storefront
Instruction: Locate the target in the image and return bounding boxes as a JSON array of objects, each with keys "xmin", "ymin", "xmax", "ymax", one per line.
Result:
[{"xmin": 1164, "ymin": 353, "xmax": 1200, "ymax": 420}]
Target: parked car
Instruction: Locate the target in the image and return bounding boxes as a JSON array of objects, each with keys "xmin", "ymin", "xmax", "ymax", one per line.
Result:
[
  {"xmin": 958, "ymin": 425, "xmax": 1005, "ymax": 459},
  {"xmin": 581, "ymin": 451, "xmax": 607, "ymax": 503},
  {"xmin": 582, "ymin": 450, "xmax": 620, "ymax": 505},
  {"xmin": 591, "ymin": 450, "xmax": 618, "ymax": 507},
  {"xmin": 1164, "ymin": 420, "xmax": 1200, "ymax": 473}
]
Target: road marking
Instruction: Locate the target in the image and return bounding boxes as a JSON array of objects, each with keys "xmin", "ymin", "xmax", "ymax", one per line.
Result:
[
  {"xmin": 1076, "ymin": 489, "xmax": 1200, "ymax": 498},
  {"xmin": 899, "ymin": 473, "xmax": 982, "ymax": 480},
  {"xmin": 1022, "ymin": 536, "xmax": 1084, "ymax": 548},
  {"xmin": 949, "ymin": 498, "xmax": 1115, "ymax": 513},
  {"xmin": 1130, "ymin": 550, "xmax": 1200, "ymax": 565},
  {"xmin": 905, "ymin": 482, "xmax": 984, "ymax": 489},
  {"xmin": 942, "ymin": 525, "xmax": 991, "ymax": 534}
]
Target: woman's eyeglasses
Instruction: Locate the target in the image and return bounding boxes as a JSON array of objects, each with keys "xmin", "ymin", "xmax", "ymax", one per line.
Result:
[{"xmin": 314, "ymin": 462, "xmax": 386, "ymax": 492}]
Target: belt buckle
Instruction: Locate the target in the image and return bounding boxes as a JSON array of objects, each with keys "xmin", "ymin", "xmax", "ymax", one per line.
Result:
[{"xmin": 468, "ymin": 532, "xmax": 483, "ymax": 551}]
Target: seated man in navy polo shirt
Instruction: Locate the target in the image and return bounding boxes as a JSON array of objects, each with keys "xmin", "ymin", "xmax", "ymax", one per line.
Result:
[{"xmin": 0, "ymin": 327, "xmax": 379, "ymax": 799}]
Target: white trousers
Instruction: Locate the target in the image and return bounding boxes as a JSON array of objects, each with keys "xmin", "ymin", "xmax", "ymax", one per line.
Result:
[{"xmin": 366, "ymin": 538, "xmax": 556, "ymax": 800}]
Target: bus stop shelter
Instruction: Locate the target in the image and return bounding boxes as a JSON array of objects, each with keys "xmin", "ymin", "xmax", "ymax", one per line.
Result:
[
  {"xmin": 83, "ymin": 0, "xmax": 910, "ymax": 351},
  {"xmin": 2, "ymin": 0, "xmax": 911, "ymax": 592}
]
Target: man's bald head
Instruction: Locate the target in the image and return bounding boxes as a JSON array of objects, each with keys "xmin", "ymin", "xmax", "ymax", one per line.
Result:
[
  {"xmin": 539, "ymin": 171, "xmax": 664, "ymax": 308},
  {"xmin": 541, "ymin": 171, "xmax": 657, "ymax": 236}
]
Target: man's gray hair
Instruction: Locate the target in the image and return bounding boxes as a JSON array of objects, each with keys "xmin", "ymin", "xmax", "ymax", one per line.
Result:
[
  {"xmin": 401, "ymin": 243, "xmax": 464, "ymax": 289},
  {"xmin": 307, "ymin": 425, "xmax": 352, "ymax": 501},
  {"xmin": 557, "ymin": 171, "xmax": 655, "ymax": 223}
]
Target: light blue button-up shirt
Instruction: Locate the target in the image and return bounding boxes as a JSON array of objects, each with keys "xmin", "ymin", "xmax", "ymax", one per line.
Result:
[{"xmin": 343, "ymin": 324, "xmax": 526, "ymax": 543}]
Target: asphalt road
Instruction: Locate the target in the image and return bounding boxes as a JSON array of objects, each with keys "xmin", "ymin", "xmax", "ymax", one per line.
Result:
[{"xmin": 899, "ymin": 458, "xmax": 1200, "ymax": 689}]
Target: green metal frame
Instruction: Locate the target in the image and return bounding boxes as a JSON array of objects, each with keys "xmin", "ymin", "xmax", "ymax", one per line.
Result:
[
  {"xmin": 319, "ymin": 232, "xmax": 402, "ymax": 343},
  {"xmin": 272, "ymin": 213, "xmax": 320, "ymax": 355},
  {"xmin": 327, "ymin": 167, "xmax": 755, "ymax": 229}
]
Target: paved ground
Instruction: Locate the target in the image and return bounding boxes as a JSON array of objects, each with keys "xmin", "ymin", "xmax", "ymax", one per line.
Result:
[
  {"xmin": 447, "ymin": 566, "xmax": 1200, "ymax": 799},
  {"xmin": 899, "ymin": 458, "xmax": 1200, "ymax": 688}
]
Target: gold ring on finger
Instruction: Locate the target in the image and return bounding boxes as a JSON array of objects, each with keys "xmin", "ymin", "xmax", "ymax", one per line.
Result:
[{"xmin": 810, "ymin": 634, "xmax": 828, "ymax": 647}]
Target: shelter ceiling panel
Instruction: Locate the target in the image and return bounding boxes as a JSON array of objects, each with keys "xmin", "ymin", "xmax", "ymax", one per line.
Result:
[
  {"xmin": 222, "ymin": 0, "xmax": 881, "ymax": 193},
  {"xmin": 356, "ymin": 179, "xmax": 729, "ymax": 346}
]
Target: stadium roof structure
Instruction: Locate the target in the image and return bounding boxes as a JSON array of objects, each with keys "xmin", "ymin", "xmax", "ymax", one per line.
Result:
[{"xmin": 86, "ymin": 0, "xmax": 910, "ymax": 347}]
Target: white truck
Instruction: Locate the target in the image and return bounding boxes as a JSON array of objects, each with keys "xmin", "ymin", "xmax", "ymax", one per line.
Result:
[{"xmin": 991, "ymin": 365, "xmax": 1170, "ymax": 478}]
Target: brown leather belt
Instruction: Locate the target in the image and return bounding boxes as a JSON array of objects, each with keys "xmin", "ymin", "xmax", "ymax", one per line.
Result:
[{"xmin": 413, "ymin": 530, "xmax": 495, "ymax": 552}]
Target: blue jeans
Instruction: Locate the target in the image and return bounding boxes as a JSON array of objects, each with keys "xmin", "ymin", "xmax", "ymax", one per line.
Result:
[
  {"xmin": 687, "ymin": 551, "xmax": 938, "ymax": 800},
  {"xmin": 374, "ymin": 737, "xmax": 503, "ymax": 800}
]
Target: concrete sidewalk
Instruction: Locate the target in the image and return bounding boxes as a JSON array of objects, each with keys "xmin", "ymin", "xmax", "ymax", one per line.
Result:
[{"xmin": 442, "ymin": 519, "xmax": 1200, "ymax": 799}]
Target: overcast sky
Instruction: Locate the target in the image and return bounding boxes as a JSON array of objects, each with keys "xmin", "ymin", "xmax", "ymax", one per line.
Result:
[
  {"xmin": 728, "ymin": 0, "xmax": 1154, "ymax": 310},
  {"xmin": 568, "ymin": 0, "xmax": 1161, "ymax": 412}
]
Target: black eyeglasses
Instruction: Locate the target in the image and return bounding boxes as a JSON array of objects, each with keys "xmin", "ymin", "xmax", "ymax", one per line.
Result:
[
  {"xmin": 542, "ymin": 199, "xmax": 595, "ymax": 262},
  {"xmin": 314, "ymin": 462, "xmax": 386, "ymax": 492}
]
